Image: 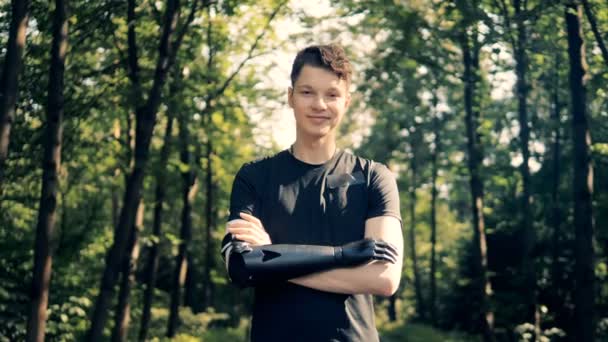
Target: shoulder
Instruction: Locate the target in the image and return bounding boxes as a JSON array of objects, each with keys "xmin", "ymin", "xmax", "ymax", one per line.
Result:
[
  {"xmin": 338, "ymin": 150, "xmax": 395, "ymax": 182},
  {"xmin": 234, "ymin": 150, "xmax": 291, "ymax": 188},
  {"xmin": 238, "ymin": 149, "xmax": 288, "ymax": 176},
  {"xmin": 231, "ymin": 150, "xmax": 288, "ymax": 196}
]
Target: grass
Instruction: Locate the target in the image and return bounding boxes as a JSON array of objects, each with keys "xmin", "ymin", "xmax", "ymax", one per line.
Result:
[{"xmin": 379, "ymin": 322, "xmax": 481, "ymax": 342}]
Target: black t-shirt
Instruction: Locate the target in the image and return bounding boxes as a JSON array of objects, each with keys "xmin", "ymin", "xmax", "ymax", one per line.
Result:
[{"xmin": 228, "ymin": 149, "xmax": 401, "ymax": 342}]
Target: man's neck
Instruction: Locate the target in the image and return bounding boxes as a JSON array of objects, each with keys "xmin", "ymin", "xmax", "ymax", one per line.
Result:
[{"xmin": 291, "ymin": 137, "xmax": 337, "ymax": 165}]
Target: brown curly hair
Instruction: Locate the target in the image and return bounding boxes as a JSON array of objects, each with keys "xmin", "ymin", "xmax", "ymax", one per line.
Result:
[{"xmin": 290, "ymin": 44, "xmax": 352, "ymax": 86}]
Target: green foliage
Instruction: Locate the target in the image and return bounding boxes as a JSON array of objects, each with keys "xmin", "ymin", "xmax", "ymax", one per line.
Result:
[
  {"xmin": 379, "ymin": 322, "xmax": 480, "ymax": 342},
  {"xmin": 132, "ymin": 303, "xmax": 249, "ymax": 342},
  {"xmin": 45, "ymin": 297, "xmax": 92, "ymax": 341}
]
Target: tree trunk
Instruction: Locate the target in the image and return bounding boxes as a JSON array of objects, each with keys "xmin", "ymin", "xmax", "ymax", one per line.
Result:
[
  {"xmin": 549, "ymin": 53, "xmax": 568, "ymax": 335},
  {"xmin": 0, "ymin": 0, "xmax": 29, "ymax": 191},
  {"xmin": 184, "ymin": 253, "xmax": 196, "ymax": 310},
  {"xmin": 185, "ymin": 140, "xmax": 205, "ymax": 314},
  {"xmin": 138, "ymin": 113, "xmax": 174, "ymax": 342},
  {"xmin": 25, "ymin": 1, "xmax": 67, "ymax": 341},
  {"xmin": 461, "ymin": 29, "xmax": 495, "ymax": 342},
  {"xmin": 126, "ymin": 0, "xmax": 143, "ymax": 108},
  {"xmin": 388, "ymin": 295, "xmax": 397, "ymax": 322},
  {"xmin": 201, "ymin": 129, "xmax": 213, "ymax": 310},
  {"xmin": 86, "ymin": 1, "xmax": 183, "ymax": 340},
  {"xmin": 581, "ymin": 0, "xmax": 608, "ymax": 68},
  {"xmin": 167, "ymin": 108, "xmax": 198, "ymax": 337},
  {"xmin": 112, "ymin": 68, "xmax": 139, "ymax": 342},
  {"xmin": 408, "ymin": 144, "xmax": 425, "ymax": 320},
  {"xmin": 565, "ymin": 4, "xmax": 596, "ymax": 341},
  {"xmin": 135, "ymin": 1, "xmax": 170, "ymax": 338},
  {"xmin": 111, "ymin": 201, "xmax": 144, "ymax": 342},
  {"xmin": 0, "ymin": 0, "xmax": 29, "ymax": 190},
  {"xmin": 112, "ymin": 119, "xmax": 122, "ymax": 231},
  {"xmin": 112, "ymin": 176, "xmax": 121, "ymax": 228},
  {"xmin": 429, "ymin": 93, "xmax": 440, "ymax": 327},
  {"xmin": 513, "ymin": 0, "xmax": 539, "ymax": 334}
]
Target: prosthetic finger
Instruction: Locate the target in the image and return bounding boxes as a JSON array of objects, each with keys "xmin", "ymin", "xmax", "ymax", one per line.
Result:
[
  {"xmin": 383, "ymin": 244, "xmax": 399, "ymax": 258},
  {"xmin": 373, "ymin": 245, "xmax": 396, "ymax": 262},
  {"xmin": 371, "ymin": 241, "xmax": 398, "ymax": 263},
  {"xmin": 373, "ymin": 248, "xmax": 398, "ymax": 264},
  {"xmin": 374, "ymin": 240, "xmax": 398, "ymax": 256}
]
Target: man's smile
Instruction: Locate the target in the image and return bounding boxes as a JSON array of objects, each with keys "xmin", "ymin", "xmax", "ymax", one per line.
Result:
[{"xmin": 307, "ymin": 115, "xmax": 331, "ymax": 122}]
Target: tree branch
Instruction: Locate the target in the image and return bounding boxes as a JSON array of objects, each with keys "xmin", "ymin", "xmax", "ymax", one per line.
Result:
[
  {"xmin": 209, "ymin": 0, "xmax": 288, "ymax": 102},
  {"xmin": 581, "ymin": 0, "xmax": 608, "ymax": 68},
  {"xmin": 494, "ymin": 0, "xmax": 517, "ymax": 48},
  {"xmin": 127, "ymin": 0, "xmax": 143, "ymax": 105},
  {"xmin": 170, "ymin": 0, "xmax": 202, "ymax": 65},
  {"xmin": 206, "ymin": 3, "xmax": 213, "ymax": 73}
]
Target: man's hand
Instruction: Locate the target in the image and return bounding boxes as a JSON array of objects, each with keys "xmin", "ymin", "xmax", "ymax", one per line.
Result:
[
  {"xmin": 336, "ymin": 239, "xmax": 398, "ymax": 266},
  {"xmin": 226, "ymin": 212, "xmax": 272, "ymax": 246}
]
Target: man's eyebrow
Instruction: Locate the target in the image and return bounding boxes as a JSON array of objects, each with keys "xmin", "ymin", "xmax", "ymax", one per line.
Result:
[{"xmin": 295, "ymin": 84, "xmax": 344, "ymax": 93}]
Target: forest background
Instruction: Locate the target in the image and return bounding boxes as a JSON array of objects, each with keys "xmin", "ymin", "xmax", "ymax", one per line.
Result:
[{"xmin": 0, "ymin": 0, "xmax": 606, "ymax": 341}]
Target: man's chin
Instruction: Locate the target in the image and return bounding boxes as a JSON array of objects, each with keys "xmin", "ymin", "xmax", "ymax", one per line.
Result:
[
  {"xmin": 305, "ymin": 129, "xmax": 332, "ymax": 140},
  {"xmin": 296, "ymin": 125, "xmax": 336, "ymax": 140}
]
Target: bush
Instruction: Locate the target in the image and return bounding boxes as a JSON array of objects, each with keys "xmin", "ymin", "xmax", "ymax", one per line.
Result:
[
  {"xmin": 144, "ymin": 307, "xmax": 249, "ymax": 342},
  {"xmin": 379, "ymin": 322, "xmax": 480, "ymax": 342}
]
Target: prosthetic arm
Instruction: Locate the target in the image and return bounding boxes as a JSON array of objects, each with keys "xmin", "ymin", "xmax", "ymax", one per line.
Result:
[{"xmin": 220, "ymin": 234, "xmax": 398, "ymax": 288}]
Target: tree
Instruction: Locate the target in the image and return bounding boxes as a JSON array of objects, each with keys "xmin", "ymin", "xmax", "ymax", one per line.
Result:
[
  {"xmin": 111, "ymin": 201, "xmax": 143, "ymax": 342},
  {"xmin": 565, "ymin": 2, "xmax": 596, "ymax": 340},
  {"xmin": 0, "ymin": 0, "xmax": 30, "ymax": 191},
  {"xmin": 429, "ymin": 89, "xmax": 441, "ymax": 326},
  {"xmin": 407, "ymin": 124, "xmax": 427, "ymax": 320},
  {"xmin": 166, "ymin": 72, "xmax": 197, "ymax": 337},
  {"xmin": 25, "ymin": 0, "xmax": 68, "ymax": 340},
  {"xmin": 86, "ymin": 0, "xmax": 198, "ymax": 340},
  {"xmin": 458, "ymin": 10, "xmax": 495, "ymax": 340},
  {"xmin": 201, "ymin": 113, "xmax": 215, "ymax": 310},
  {"xmin": 548, "ymin": 51, "xmax": 569, "ymax": 334},
  {"xmin": 138, "ymin": 97, "xmax": 175, "ymax": 342},
  {"xmin": 492, "ymin": 0, "xmax": 539, "ymax": 334}
]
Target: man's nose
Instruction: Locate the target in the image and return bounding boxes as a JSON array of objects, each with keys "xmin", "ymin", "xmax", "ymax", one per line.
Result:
[{"xmin": 312, "ymin": 95, "xmax": 327, "ymax": 110}]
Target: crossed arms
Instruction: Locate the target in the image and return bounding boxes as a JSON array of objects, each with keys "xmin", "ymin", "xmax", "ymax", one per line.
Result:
[{"xmin": 221, "ymin": 213, "xmax": 403, "ymax": 297}]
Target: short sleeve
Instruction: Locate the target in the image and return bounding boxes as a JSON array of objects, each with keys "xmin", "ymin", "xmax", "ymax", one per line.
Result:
[
  {"xmin": 228, "ymin": 163, "xmax": 259, "ymax": 221},
  {"xmin": 367, "ymin": 162, "xmax": 401, "ymax": 222}
]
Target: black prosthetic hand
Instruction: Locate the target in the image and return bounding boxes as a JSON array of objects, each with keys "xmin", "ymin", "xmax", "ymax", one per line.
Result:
[
  {"xmin": 220, "ymin": 234, "xmax": 398, "ymax": 287},
  {"xmin": 335, "ymin": 239, "xmax": 399, "ymax": 267}
]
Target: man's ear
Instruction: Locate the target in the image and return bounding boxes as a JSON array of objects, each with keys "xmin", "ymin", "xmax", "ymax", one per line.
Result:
[
  {"xmin": 345, "ymin": 92, "xmax": 352, "ymax": 110},
  {"xmin": 287, "ymin": 87, "xmax": 294, "ymax": 108}
]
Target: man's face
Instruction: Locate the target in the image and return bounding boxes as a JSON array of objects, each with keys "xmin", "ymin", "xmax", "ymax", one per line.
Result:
[{"xmin": 288, "ymin": 65, "xmax": 351, "ymax": 140}]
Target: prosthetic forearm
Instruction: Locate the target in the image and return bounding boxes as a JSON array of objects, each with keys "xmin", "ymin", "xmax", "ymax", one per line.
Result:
[{"xmin": 220, "ymin": 234, "xmax": 398, "ymax": 288}]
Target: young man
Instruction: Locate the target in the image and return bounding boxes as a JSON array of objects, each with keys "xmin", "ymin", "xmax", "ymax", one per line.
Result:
[{"xmin": 221, "ymin": 44, "xmax": 403, "ymax": 341}]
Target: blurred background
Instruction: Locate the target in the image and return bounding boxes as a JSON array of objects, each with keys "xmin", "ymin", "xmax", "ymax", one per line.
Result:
[{"xmin": 0, "ymin": 0, "xmax": 606, "ymax": 341}]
